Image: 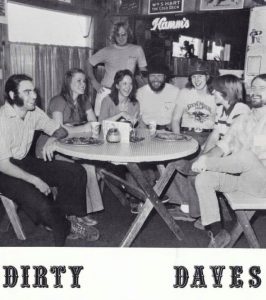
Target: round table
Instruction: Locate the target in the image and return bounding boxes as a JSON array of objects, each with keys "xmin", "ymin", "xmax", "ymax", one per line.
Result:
[
  {"xmin": 55, "ymin": 130, "xmax": 198, "ymax": 164},
  {"xmin": 55, "ymin": 130, "xmax": 199, "ymax": 247}
]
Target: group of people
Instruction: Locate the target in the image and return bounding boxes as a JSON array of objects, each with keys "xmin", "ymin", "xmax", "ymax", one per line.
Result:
[{"xmin": 1, "ymin": 20, "xmax": 266, "ymax": 248}]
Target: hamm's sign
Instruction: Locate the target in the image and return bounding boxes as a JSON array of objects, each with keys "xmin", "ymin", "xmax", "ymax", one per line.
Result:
[{"xmin": 150, "ymin": 17, "xmax": 190, "ymax": 31}]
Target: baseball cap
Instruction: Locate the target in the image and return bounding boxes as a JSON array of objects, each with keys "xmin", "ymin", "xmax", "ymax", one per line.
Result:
[{"xmin": 189, "ymin": 60, "xmax": 209, "ymax": 76}]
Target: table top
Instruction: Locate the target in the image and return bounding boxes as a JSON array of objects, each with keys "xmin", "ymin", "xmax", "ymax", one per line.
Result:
[{"xmin": 55, "ymin": 129, "xmax": 198, "ymax": 163}]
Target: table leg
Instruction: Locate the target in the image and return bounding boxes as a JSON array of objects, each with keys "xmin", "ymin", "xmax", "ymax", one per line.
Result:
[
  {"xmin": 120, "ymin": 163, "xmax": 184, "ymax": 247},
  {"xmin": 155, "ymin": 164, "xmax": 177, "ymax": 200},
  {"xmin": 227, "ymin": 210, "xmax": 256, "ymax": 248}
]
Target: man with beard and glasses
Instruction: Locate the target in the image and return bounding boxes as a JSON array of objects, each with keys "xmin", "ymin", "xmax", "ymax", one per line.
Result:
[
  {"xmin": 136, "ymin": 59, "xmax": 180, "ymax": 130},
  {"xmin": 192, "ymin": 73, "xmax": 266, "ymax": 248},
  {"xmin": 0, "ymin": 74, "xmax": 99, "ymax": 246}
]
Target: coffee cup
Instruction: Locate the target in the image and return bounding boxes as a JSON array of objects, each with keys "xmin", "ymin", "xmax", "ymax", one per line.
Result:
[
  {"xmin": 91, "ymin": 122, "xmax": 101, "ymax": 138},
  {"xmin": 148, "ymin": 120, "xmax": 157, "ymax": 136}
]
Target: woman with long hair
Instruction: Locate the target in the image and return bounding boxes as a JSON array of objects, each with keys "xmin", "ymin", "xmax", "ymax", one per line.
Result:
[
  {"xmin": 36, "ymin": 68, "xmax": 103, "ymax": 226},
  {"xmin": 203, "ymin": 74, "xmax": 250, "ymax": 153},
  {"xmin": 99, "ymin": 69, "xmax": 140, "ymax": 122}
]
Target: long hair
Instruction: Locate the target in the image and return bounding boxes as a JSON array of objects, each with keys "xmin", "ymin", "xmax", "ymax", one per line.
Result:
[
  {"xmin": 60, "ymin": 68, "xmax": 88, "ymax": 122},
  {"xmin": 211, "ymin": 74, "xmax": 244, "ymax": 106},
  {"xmin": 185, "ymin": 74, "xmax": 212, "ymax": 93},
  {"xmin": 109, "ymin": 70, "xmax": 137, "ymax": 106},
  {"xmin": 5, "ymin": 74, "xmax": 33, "ymax": 105},
  {"xmin": 110, "ymin": 21, "xmax": 133, "ymax": 44}
]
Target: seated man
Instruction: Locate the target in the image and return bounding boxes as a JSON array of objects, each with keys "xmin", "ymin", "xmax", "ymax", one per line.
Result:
[
  {"xmin": 167, "ymin": 73, "xmax": 249, "ymax": 224},
  {"xmin": 136, "ymin": 58, "xmax": 180, "ymax": 130},
  {"xmin": 0, "ymin": 74, "xmax": 99, "ymax": 246},
  {"xmin": 193, "ymin": 73, "xmax": 266, "ymax": 247},
  {"xmin": 165, "ymin": 61, "xmax": 216, "ymax": 220}
]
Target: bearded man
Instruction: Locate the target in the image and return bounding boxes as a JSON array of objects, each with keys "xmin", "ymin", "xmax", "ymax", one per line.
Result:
[{"xmin": 136, "ymin": 59, "xmax": 180, "ymax": 130}]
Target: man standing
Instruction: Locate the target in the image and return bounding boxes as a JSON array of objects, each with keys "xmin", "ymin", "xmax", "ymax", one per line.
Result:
[
  {"xmin": 0, "ymin": 74, "xmax": 99, "ymax": 246},
  {"xmin": 136, "ymin": 59, "xmax": 180, "ymax": 129},
  {"xmin": 88, "ymin": 21, "xmax": 147, "ymax": 117},
  {"xmin": 193, "ymin": 74, "xmax": 266, "ymax": 247}
]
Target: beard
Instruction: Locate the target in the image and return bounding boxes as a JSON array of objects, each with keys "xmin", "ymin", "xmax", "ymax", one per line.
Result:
[
  {"xmin": 13, "ymin": 94, "xmax": 24, "ymax": 107},
  {"xmin": 148, "ymin": 79, "xmax": 166, "ymax": 93},
  {"xmin": 250, "ymin": 95, "xmax": 266, "ymax": 108}
]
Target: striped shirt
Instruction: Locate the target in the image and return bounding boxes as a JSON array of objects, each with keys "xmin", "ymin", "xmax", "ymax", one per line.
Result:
[
  {"xmin": 0, "ymin": 102, "xmax": 59, "ymax": 160},
  {"xmin": 217, "ymin": 106, "xmax": 266, "ymax": 162}
]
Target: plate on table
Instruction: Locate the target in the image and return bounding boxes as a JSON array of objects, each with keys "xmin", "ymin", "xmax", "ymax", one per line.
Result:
[
  {"xmin": 130, "ymin": 136, "xmax": 145, "ymax": 143},
  {"xmin": 60, "ymin": 137, "xmax": 104, "ymax": 146},
  {"xmin": 154, "ymin": 132, "xmax": 192, "ymax": 142}
]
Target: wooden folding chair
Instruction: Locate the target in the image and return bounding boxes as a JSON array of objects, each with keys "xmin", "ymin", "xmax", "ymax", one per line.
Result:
[
  {"xmin": 0, "ymin": 194, "xmax": 26, "ymax": 240},
  {"xmin": 224, "ymin": 191, "xmax": 266, "ymax": 248}
]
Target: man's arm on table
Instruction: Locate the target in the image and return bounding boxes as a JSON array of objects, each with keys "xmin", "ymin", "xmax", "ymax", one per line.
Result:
[
  {"xmin": 42, "ymin": 126, "xmax": 68, "ymax": 162},
  {"xmin": 0, "ymin": 158, "xmax": 51, "ymax": 195}
]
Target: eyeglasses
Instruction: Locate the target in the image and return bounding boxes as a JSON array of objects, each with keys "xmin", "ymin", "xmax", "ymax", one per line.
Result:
[
  {"xmin": 250, "ymin": 86, "xmax": 266, "ymax": 92},
  {"xmin": 116, "ymin": 33, "xmax": 127, "ymax": 38}
]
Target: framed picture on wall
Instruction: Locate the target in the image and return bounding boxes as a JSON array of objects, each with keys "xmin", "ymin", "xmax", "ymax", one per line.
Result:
[
  {"xmin": 0, "ymin": 0, "xmax": 7, "ymax": 24},
  {"xmin": 200, "ymin": 0, "xmax": 244, "ymax": 11}
]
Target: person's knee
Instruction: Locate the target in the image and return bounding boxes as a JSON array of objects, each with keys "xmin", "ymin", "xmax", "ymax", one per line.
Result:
[
  {"xmin": 82, "ymin": 164, "xmax": 96, "ymax": 175},
  {"xmin": 237, "ymin": 150, "xmax": 259, "ymax": 168},
  {"xmin": 195, "ymin": 172, "xmax": 212, "ymax": 190}
]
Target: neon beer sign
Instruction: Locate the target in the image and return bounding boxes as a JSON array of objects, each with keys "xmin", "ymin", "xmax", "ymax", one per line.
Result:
[{"xmin": 151, "ymin": 17, "xmax": 190, "ymax": 31}]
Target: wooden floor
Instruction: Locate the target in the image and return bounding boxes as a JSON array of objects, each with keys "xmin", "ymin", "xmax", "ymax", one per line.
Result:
[{"xmin": 0, "ymin": 186, "xmax": 266, "ymax": 248}]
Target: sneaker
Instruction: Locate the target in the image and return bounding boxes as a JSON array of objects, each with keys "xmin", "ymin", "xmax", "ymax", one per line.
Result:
[
  {"xmin": 77, "ymin": 215, "xmax": 98, "ymax": 226},
  {"xmin": 69, "ymin": 219, "xmax": 99, "ymax": 241},
  {"xmin": 194, "ymin": 218, "xmax": 205, "ymax": 230},
  {"xmin": 160, "ymin": 195, "xmax": 169, "ymax": 203},
  {"xmin": 130, "ymin": 202, "xmax": 143, "ymax": 214},
  {"xmin": 208, "ymin": 229, "xmax": 231, "ymax": 248},
  {"xmin": 169, "ymin": 207, "xmax": 195, "ymax": 222},
  {"xmin": 165, "ymin": 203, "xmax": 179, "ymax": 211}
]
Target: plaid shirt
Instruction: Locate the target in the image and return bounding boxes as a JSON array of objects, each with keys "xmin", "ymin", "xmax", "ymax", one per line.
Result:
[{"xmin": 217, "ymin": 106, "xmax": 266, "ymax": 163}]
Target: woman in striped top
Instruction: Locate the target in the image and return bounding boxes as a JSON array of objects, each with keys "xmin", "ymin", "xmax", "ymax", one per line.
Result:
[{"xmin": 203, "ymin": 74, "xmax": 250, "ymax": 153}]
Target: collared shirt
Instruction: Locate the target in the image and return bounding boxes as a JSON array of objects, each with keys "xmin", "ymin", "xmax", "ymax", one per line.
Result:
[
  {"xmin": 217, "ymin": 106, "xmax": 266, "ymax": 161},
  {"xmin": 215, "ymin": 102, "xmax": 250, "ymax": 140},
  {"xmin": 0, "ymin": 102, "xmax": 59, "ymax": 160}
]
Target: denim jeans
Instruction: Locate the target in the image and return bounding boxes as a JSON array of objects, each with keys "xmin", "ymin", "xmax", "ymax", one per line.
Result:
[{"xmin": 195, "ymin": 150, "xmax": 266, "ymax": 226}]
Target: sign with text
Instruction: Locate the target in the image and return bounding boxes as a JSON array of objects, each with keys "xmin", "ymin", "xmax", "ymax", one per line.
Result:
[
  {"xmin": 119, "ymin": 0, "xmax": 140, "ymax": 15},
  {"xmin": 150, "ymin": 16, "xmax": 190, "ymax": 31},
  {"xmin": 149, "ymin": 0, "xmax": 184, "ymax": 14}
]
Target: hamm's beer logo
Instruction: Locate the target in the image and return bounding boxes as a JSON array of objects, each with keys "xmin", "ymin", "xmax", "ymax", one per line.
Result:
[{"xmin": 151, "ymin": 17, "xmax": 190, "ymax": 31}]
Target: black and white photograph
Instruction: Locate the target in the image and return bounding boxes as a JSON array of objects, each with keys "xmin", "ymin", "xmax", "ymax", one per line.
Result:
[
  {"xmin": 0, "ymin": 0, "xmax": 6, "ymax": 23},
  {"xmin": 1, "ymin": 0, "xmax": 266, "ymax": 299},
  {"xmin": 200, "ymin": 0, "xmax": 244, "ymax": 10}
]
